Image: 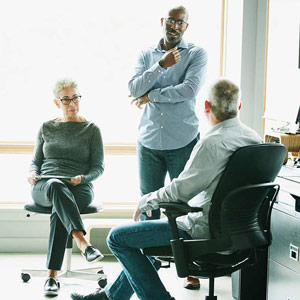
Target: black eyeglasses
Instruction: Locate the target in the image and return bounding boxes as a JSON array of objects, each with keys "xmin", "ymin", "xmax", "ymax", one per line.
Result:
[
  {"xmin": 59, "ymin": 95, "xmax": 81, "ymax": 105},
  {"xmin": 164, "ymin": 18, "xmax": 188, "ymax": 27}
]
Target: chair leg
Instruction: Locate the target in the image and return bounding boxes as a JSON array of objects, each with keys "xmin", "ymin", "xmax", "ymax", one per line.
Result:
[
  {"xmin": 205, "ymin": 276, "xmax": 217, "ymax": 300},
  {"xmin": 21, "ymin": 237, "xmax": 107, "ymax": 287}
]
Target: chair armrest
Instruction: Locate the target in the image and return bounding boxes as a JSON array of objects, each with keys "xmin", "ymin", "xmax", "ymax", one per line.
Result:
[
  {"xmin": 157, "ymin": 202, "xmax": 202, "ymax": 240},
  {"xmin": 159, "ymin": 202, "xmax": 203, "ymax": 218}
]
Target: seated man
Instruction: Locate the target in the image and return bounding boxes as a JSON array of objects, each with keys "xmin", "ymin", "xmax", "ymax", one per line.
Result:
[{"xmin": 71, "ymin": 79, "xmax": 263, "ymax": 300}]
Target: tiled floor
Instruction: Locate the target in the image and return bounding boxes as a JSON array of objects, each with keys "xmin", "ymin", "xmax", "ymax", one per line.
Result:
[{"xmin": 0, "ymin": 253, "xmax": 234, "ymax": 300}]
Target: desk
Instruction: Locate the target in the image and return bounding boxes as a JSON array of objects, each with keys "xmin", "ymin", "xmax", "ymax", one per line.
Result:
[
  {"xmin": 265, "ymin": 132, "xmax": 300, "ymax": 164},
  {"xmin": 267, "ymin": 165, "xmax": 300, "ymax": 300},
  {"xmin": 232, "ymin": 165, "xmax": 300, "ymax": 300}
]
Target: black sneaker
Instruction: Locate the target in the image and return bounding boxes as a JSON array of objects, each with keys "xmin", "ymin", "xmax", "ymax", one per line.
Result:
[
  {"xmin": 81, "ymin": 246, "xmax": 104, "ymax": 263},
  {"xmin": 44, "ymin": 278, "xmax": 60, "ymax": 296}
]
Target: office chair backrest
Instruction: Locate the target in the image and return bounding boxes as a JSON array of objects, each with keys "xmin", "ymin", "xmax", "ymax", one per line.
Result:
[
  {"xmin": 220, "ymin": 182, "xmax": 279, "ymax": 250},
  {"xmin": 209, "ymin": 143, "xmax": 286, "ymax": 242}
]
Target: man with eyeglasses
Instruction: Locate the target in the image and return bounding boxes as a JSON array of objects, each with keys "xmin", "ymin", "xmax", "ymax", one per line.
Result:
[
  {"xmin": 71, "ymin": 78, "xmax": 263, "ymax": 300},
  {"xmin": 129, "ymin": 5, "xmax": 207, "ymax": 290}
]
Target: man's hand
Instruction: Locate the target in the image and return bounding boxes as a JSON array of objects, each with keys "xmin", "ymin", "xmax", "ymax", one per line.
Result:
[
  {"xmin": 130, "ymin": 93, "xmax": 150, "ymax": 109},
  {"xmin": 133, "ymin": 206, "xmax": 152, "ymax": 221},
  {"xmin": 159, "ymin": 48, "xmax": 181, "ymax": 69},
  {"xmin": 133, "ymin": 206, "xmax": 142, "ymax": 221}
]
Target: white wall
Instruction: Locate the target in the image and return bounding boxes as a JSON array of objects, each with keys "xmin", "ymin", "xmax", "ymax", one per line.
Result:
[
  {"xmin": 240, "ymin": 0, "xmax": 269, "ymax": 136},
  {"xmin": 0, "ymin": 206, "xmax": 132, "ymax": 254}
]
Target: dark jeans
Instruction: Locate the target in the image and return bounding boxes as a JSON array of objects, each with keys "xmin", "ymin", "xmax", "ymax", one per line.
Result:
[
  {"xmin": 31, "ymin": 178, "xmax": 93, "ymax": 270},
  {"xmin": 138, "ymin": 134, "xmax": 199, "ymax": 220},
  {"xmin": 105, "ymin": 219, "xmax": 192, "ymax": 300}
]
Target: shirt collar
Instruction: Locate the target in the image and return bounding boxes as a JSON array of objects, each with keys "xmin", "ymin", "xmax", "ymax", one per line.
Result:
[
  {"xmin": 156, "ymin": 39, "xmax": 188, "ymax": 52},
  {"xmin": 206, "ymin": 117, "xmax": 241, "ymax": 136}
]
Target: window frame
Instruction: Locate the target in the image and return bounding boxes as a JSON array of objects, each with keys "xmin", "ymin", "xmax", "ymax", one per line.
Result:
[{"xmin": 0, "ymin": 0, "xmax": 227, "ymax": 206}]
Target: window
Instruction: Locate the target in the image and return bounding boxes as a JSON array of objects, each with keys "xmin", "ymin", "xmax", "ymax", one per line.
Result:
[
  {"xmin": 264, "ymin": 0, "xmax": 300, "ymax": 132},
  {"xmin": 0, "ymin": 0, "xmax": 222, "ymax": 204}
]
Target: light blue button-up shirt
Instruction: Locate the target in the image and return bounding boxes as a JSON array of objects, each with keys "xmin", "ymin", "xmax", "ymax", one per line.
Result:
[{"xmin": 128, "ymin": 39, "xmax": 207, "ymax": 150}]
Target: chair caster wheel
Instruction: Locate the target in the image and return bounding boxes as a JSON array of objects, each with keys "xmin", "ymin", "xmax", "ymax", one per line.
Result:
[
  {"xmin": 98, "ymin": 278, "xmax": 107, "ymax": 288},
  {"xmin": 21, "ymin": 273, "xmax": 31, "ymax": 282},
  {"xmin": 97, "ymin": 270, "xmax": 104, "ymax": 274}
]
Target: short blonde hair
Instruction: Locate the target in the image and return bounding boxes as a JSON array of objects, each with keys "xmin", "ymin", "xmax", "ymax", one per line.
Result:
[
  {"xmin": 208, "ymin": 79, "xmax": 240, "ymax": 121},
  {"xmin": 53, "ymin": 78, "xmax": 77, "ymax": 98}
]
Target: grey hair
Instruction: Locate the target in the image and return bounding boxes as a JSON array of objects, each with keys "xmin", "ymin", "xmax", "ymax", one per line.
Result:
[
  {"xmin": 208, "ymin": 79, "xmax": 240, "ymax": 121},
  {"xmin": 53, "ymin": 78, "xmax": 77, "ymax": 98}
]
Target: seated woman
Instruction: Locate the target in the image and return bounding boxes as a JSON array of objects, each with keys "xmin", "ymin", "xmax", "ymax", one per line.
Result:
[{"xmin": 27, "ymin": 78, "xmax": 104, "ymax": 296}]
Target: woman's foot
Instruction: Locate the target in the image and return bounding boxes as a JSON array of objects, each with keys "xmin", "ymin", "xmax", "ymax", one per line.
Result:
[
  {"xmin": 81, "ymin": 245, "xmax": 104, "ymax": 263},
  {"xmin": 44, "ymin": 278, "xmax": 60, "ymax": 296},
  {"xmin": 71, "ymin": 230, "xmax": 104, "ymax": 263}
]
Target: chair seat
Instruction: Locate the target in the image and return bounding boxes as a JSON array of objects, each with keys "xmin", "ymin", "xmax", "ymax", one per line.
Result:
[
  {"xmin": 24, "ymin": 202, "xmax": 103, "ymax": 215},
  {"xmin": 144, "ymin": 245, "xmax": 253, "ymax": 278}
]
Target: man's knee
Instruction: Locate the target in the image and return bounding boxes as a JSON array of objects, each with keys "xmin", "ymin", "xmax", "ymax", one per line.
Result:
[
  {"xmin": 106, "ymin": 225, "xmax": 121, "ymax": 248},
  {"xmin": 106, "ymin": 223, "xmax": 132, "ymax": 249}
]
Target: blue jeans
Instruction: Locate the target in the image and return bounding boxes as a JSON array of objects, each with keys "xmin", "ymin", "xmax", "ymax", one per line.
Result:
[
  {"xmin": 105, "ymin": 220, "xmax": 192, "ymax": 300},
  {"xmin": 138, "ymin": 135, "xmax": 199, "ymax": 220}
]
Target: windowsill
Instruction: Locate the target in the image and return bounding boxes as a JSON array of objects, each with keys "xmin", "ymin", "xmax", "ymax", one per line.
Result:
[{"xmin": 0, "ymin": 142, "xmax": 137, "ymax": 155}]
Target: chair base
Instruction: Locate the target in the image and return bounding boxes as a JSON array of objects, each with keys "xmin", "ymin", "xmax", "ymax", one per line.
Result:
[
  {"xmin": 21, "ymin": 267, "xmax": 105, "ymax": 279},
  {"xmin": 21, "ymin": 248, "xmax": 107, "ymax": 288},
  {"xmin": 21, "ymin": 267, "xmax": 107, "ymax": 287},
  {"xmin": 205, "ymin": 296, "xmax": 217, "ymax": 300}
]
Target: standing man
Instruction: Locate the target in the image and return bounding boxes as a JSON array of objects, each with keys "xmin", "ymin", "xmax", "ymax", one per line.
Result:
[
  {"xmin": 71, "ymin": 79, "xmax": 263, "ymax": 300},
  {"xmin": 129, "ymin": 7, "xmax": 207, "ymax": 221},
  {"xmin": 129, "ymin": 6, "xmax": 207, "ymax": 288}
]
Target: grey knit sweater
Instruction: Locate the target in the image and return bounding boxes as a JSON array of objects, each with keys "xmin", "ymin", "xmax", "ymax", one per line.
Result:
[{"xmin": 30, "ymin": 119, "xmax": 104, "ymax": 184}]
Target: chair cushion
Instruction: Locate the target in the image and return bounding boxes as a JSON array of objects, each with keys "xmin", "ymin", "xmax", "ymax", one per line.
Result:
[{"xmin": 24, "ymin": 202, "xmax": 103, "ymax": 215}]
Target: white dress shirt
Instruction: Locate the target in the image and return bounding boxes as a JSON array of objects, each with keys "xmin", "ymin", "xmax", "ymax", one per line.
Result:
[{"xmin": 138, "ymin": 117, "xmax": 263, "ymax": 239}]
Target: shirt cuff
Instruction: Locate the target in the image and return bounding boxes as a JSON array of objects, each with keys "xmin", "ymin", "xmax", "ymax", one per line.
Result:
[
  {"xmin": 138, "ymin": 194, "xmax": 149, "ymax": 211},
  {"xmin": 80, "ymin": 175, "xmax": 87, "ymax": 184},
  {"xmin": 138, "ymin": 192, "xmax": 161, "ymax": 212},
  {"xmin": 148, "ymin": 89, "xmax": 159, "ymax": 103},
  {"xmin": 148, "ymin": 61, "xmax": 166, "ymax": 75}
]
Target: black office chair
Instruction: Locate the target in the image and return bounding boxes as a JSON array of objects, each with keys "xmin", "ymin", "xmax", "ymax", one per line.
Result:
[
  {"xmin": 143, "ymin": 143, "xmax": 286, "ymax": 300},
  {"xmin": 21, "ymin": 202, "xmax": 107, "ymax": 288}
]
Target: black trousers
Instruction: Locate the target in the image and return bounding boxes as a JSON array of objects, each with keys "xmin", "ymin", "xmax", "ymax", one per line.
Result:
[{"xmin": 31, "ymin": 178, "xmax": 93, "ymax": 270}]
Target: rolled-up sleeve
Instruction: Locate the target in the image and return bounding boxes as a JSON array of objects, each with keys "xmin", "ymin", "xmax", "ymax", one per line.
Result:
[
  {"xmin": 128, "ymin": 53, "xmax": 166, "ymax": 98},
  {"xmin": 148, "ymin": 48, "xmax": 207, "ymax": 103}
]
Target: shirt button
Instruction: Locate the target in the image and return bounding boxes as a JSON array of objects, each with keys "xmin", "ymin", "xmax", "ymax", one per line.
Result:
[
  {"xmin": 161, "ymin": 126, "xmax": 164, "ymax": 129},
  {"xmin": 168, "ymin": 99, "xmax": 171, "ymax": 101},
  {"xmin": 148, "ymin": 80, "xmax": 151, "ymax": 82},
  {"xmin": 161, "ymin": 113, "xmax": 163, "ymax": 116},
  {"xmin": 163, "ymin": 76, "xmax": 166, "ymax": 78},
  {"xmin": 153, "ymin": 99, "xmax": 156, "ymax": 102}
]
